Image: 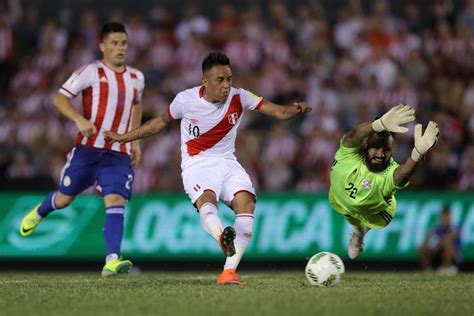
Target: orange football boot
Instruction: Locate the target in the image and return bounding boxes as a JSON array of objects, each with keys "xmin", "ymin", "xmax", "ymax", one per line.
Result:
[{"xmin": 216, "ymin": 269, "xmax": 246, "ymax": 285}]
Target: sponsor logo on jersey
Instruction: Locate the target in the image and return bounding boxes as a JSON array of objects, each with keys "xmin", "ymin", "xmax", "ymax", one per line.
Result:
[
  {"xmin": 361, "ymin": 178, "xmax": 372, "ymax": 190},
  {"xmin": 227, "ymin": 112, "xmax": 239, "ymax": 125}
]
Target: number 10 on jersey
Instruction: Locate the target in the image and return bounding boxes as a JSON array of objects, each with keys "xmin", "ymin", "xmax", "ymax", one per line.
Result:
[{"xmin": 188, "ymin": 124, "xmax": 200, "ymax": 137}]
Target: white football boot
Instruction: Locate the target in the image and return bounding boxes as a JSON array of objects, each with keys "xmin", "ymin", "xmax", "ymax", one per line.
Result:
[{"xmin": 348, "ymin": 226, "xmax": 369, "ymax": 259}]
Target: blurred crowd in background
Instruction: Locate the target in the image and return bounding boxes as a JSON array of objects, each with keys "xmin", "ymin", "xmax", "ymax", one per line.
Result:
[{"xmin": 0, "ymin": 0, "xmax": 473, "ymax": 192}]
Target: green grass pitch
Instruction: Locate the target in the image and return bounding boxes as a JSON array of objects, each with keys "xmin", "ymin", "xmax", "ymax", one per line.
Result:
[{"xmin": 0, "ymin": 271, "xmax": 473, "ymax": 316}]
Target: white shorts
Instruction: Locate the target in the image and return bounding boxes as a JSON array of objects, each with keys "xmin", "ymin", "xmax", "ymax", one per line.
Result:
[{"xmin": 182, "ymin": 157, "xmax": 256, "ymax": 204}]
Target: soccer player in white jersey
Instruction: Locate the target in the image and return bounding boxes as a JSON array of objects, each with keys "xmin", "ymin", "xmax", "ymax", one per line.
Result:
[
  {"xmin": 19, "ymin": 22, "xmax": 145, "ymax": 276},
  {"xmin": 105, "ymin": 52, "xmax": 311, "ymax": 284}
]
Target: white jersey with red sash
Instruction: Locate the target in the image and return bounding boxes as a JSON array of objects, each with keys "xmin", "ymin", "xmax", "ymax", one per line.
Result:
[
  {"xmin": 59, "ymin": 60, "xmax": 145, "ymax": 155},
  {"xmin": 168, "ymin": 85, "xmax": 264, "ymax": 203},
  {"xmin": 168, "ymin": 86, "xmax": 264, "ymax": 168}
]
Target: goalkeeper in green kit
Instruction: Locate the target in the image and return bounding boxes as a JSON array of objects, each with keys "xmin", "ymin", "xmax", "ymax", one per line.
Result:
[{"xmin": 329, "ymin": 104, "xmax": 439, "ymax": 259}]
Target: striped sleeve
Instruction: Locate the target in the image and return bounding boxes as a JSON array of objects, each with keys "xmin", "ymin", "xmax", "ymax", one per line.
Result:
[
  {"xmin": 59, "ymin": 63, "xmax": 95, "ymax": 98},
  {"xmin": 134, "ymin": 70, "xmax": 145, "ymax": 104}
]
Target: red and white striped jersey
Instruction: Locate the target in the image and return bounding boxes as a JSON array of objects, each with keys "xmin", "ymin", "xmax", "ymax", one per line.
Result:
[
  {"xmin": 168, "ymin": 86, "xmax": 264, "ymax": 167},
  {"xmin": 59, "ymin": 60, "xmax": 145, "ymax": 155}
]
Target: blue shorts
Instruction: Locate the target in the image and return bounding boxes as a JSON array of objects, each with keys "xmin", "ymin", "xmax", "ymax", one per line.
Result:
[{"xmin": 59, "ymin": 145, "xmax": 134, "ymax": 200}]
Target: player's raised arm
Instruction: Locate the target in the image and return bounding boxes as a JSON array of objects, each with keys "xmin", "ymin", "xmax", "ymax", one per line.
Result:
[
  {"xmin": 257, "ymin": 100, "xmax": 312, "ymax": 120},
  {"xmin": 393, "ymin": 121, "xmax": 440, "ymax": 187},
  {"xmin": 104, "ymin": 111, "xmax": 173, "ymax": 144},
  {"xmin": 53, "ymin": 92, "xmax": 97, "ymax": 137},
  {"xmin": 343, "ymin": 104, "xmax": 415, "ymax": 148}
]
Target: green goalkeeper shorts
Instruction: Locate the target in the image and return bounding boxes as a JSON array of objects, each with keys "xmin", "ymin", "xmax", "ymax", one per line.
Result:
[{"xmin": 329, "ymin": 192, "xmax": 397, "ymax": 229}]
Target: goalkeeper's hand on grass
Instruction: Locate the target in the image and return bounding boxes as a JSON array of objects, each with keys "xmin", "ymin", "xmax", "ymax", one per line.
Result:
[
  {"xmin": 372, "ymin": 104, "xmax": 415, "ymax": 133},
  {"xmin": 411, "ymin": 121, "xmax": 440, "ymax": 162}
]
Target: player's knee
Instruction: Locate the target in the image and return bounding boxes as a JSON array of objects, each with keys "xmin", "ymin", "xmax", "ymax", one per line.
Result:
[
  {"xmin": 232, "ymin": 192, "xmax": 256, "ymax": 214},
  {"xmin": 54, "ymin": 193, "xmax": 75, "ymax": 209},
  {"xmin": 233, "ymin": 199, "xmax": 255, "ymax": 214},
  {"xmin": 195, "ymin": 191, "xmax": 217, "ymax": 209},
  {"xmin": 104, "ymin": 194, "xmax": 126, "ymax": 207}
]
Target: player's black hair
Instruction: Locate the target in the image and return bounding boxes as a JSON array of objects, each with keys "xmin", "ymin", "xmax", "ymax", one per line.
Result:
[
  {"xmin": 202, "ymin": 52, "xmax": 231, "ymax": 73},
  {"xmin": 376, "ymin": 130, "xmax": 396, "ymax": 140},
  {"xmin": 100, "ymin": 22, "xmax": 127, "ymax": 41}
]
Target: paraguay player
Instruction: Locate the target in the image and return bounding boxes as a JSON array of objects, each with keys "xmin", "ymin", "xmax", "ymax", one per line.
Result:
[
  {"xmin": 329, "ymin": 104, "xmax": 439, "ymax": 259},
  {"xmin": 104, "ymin": 52, "xmax": 311, "ymax": 284},
  {"xmin": 19, "ymin": 22, "xmax": 144, "ymax": 276}
]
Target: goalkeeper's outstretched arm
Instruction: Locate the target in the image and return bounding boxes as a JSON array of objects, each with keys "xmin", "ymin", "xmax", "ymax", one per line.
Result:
[
  {"xmin": 393, "ymin": 121, "xmax": 440, "ymax": 187},
  {"xmin": 343, "ymin": 104, "xmax": 415, "ymax": 148}
]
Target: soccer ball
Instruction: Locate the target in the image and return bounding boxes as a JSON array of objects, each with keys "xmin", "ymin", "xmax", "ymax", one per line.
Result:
[{"xmin": 305, "ymin": 252, "xmax": 345, "ymax": 287}]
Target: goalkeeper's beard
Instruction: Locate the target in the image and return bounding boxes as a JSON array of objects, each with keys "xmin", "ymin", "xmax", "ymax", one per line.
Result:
[{"xmin": 364, "ymin": 152, "xmax": 390, "ymax": 172}]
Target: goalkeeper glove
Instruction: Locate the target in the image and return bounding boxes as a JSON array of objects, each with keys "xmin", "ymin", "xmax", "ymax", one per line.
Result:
[
  {"xmin": 411, "ymin": 121, "xmax": 440, "ymax": 161},
  {"xmin": 372, "ymin": 104, "xmax": 415, "ymax": 133}
]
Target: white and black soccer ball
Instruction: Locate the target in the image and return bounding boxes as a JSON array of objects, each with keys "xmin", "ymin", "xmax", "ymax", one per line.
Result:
[{"xmin": 305, "ymin": 252, "xmax": 345, "ymax": 287}]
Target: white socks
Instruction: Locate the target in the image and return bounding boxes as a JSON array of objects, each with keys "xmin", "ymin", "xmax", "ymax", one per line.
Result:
[
  {"xmin": 105, "ymin": 253, "xmax": 118, "ymax": 263},
  {"xmin": 224, "ymin": 213, "xmax": 254, "ymax": 270},
  {"xmin": 199, "ymin": 203, "xmax": 255, "ymax": 270},
  {"xmin": 199, "ymin": 203, "xmax": 223, "ymax": 242}
]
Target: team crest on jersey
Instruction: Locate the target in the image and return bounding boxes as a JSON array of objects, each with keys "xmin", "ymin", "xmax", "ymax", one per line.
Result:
[
  {"xmin": 361, "ymin": 178, "xmax": 372, "ymax": 190},
  {"xmin": 63, "ymin": 176, "xmax": 71, "ymax": 187},
  {"xmin": 227, "ymin": 112, "xmax": 239, "ymax": 125}
]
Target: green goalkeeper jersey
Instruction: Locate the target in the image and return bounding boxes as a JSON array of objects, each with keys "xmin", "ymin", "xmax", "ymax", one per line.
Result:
[{"xmin": 329, "ymin": 138, "xmax": 407, "ymax": 219}]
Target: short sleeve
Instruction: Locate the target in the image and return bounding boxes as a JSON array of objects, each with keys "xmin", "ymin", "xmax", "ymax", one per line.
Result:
[
  {"xmin": 134, "ymin": 71, "xmax": 145, "ymax": 104},
  {"xmin": 238, "ymin": 88, "xmax": 265, "ymax": 110},
  {"xmin": 168, "ymin": 93, "xmax": 185, "ymax": 120},
  {"xmin": 59, "ymin": 64, "xmax": 95, "ymax": 98}
]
